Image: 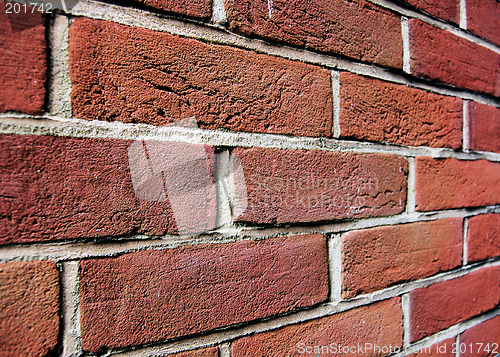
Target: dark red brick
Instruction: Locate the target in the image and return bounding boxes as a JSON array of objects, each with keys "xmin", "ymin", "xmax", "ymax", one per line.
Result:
[
  {"xmin": 406, "ymin": 338, "xmax": 455, "ymax": 357},
  {"xmin": 69, "ymin": 18, "xmax": 332, "ymax": 138},
  {"xmin": 231, "ymin": 298, "xmax": 403, "ymax": 356},
  {"xmin": 79, "ymin": 234, "xmax": 329, "ymax": 352},
  {"xmin": 415, "ymin": 157, "xmax": 500, "ymax": 211},
  {"xmin": 129, "ymin": 0, "xmax": 212, "ymax": 19},
  {"xmin": 0, "ymin": 261, "xmax": 59, "ymax": 356},
  {"xmin": 342, "ymin": 218, "xmax": 463, "ymax": 298},
  {"xmin": 410, "ymin": 267, "xmax": 500, "ymax": 342},
  {"xmin": 467, "ymin": 213, "xmax": 500, "ymax": 263},
  {"xmin": 339, "ymin": 72, "xmax": 463, "ymax": 148},
  {"xmin": 460, "ymin": 315, "xmax": 500, "ymax": 357},
  {"xmin": 404, "ymin": 0, "xmax": 459, "ymax": 23},
  {"xmin": 232, "ymin": 147, "xmax": 408, "ymax": 224},
  {"xmin": 224, "ymin": 0, "xmax": 403, "ymax": 68},
  {"xmin": 0, "ymin": 1, "xmax": 46, "ymax": 115},
  {"xmin": 409, "ymin": 19, "xmax": 500, "ymax": 97},
  {"xmin": 0, "ymin": 134, "xmax": 218, "ymax": 244},
  {"xmin": 166, "ymin": 347, "xmax": 219, "ymax": 357},
  {"xmin": 468, "ymin": 102, "xmax": 500, "ymax": 153},
  {"xmin": 467, "ymin": 0, "xmax": 500, "ymax": 46}
]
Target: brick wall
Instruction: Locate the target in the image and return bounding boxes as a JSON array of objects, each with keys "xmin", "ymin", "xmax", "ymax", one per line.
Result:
[{"xmin": 0, "ymin": 0, "xmax": 499, "ymax": 356}]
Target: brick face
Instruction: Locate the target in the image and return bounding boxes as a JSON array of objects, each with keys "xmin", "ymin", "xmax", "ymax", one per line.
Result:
[
  {"xmin": 466, "ymin": 0, "xmax": 500, "ymax": 46},
  {"xmin": 0, "ymin": 261, "xmax": 60, "ymax": 357},
  {"xmin": 233, "ymin": 147, "xmax": 408, "ymax": 224},
  {"xmin": 404, "ymin": 0, "xmax": 459, "ymax": 23},
  {"xmin": 339, "ymin": 72, "xmax": 463, "ymax": 148},
  {"xmin": 415, "ymin": 157, "xmax": 500, "ymax": 211},
  {"xmin": 409, "ymin": 267, "xmax": 500, "ymax": 342},
  {"xmin": 341, "ymin": 219, "xmax": 463, "ymax": 298},
  {"xmin": 79, "ymin": 234, "xmax": 329, "ymax": 351},
  {"xmin": 128, "ymin": 0, "xmax": 212, "ymax": 19},
  {"xmin": 468, "ymin": 102, "xmax": 500, "ymax": 153},
  {"xmin": 467, "ymin": 213, "xmax": 500, "ymax": 263},
  {"xmin": 406, "ymin": 338, "xmax": 455, "ymax": 357},
  {"xmin": 409, "ymin": 19, "xmax": 500, "ymax": 97},
  {"xmin": 231, "ymin": 298, "xmax": 403, "ymax": 356},
  {"xmin": 0, "ymin": 134, "xmax": 219, "ymax": 244},
  {"xmin": 69, "ymin": 18, "xmax": 333, "ymax": 138},
  {"xmin": 460, "ymin": 316, "xmax": 500, "ymax": 357},
  {"xmin": 224, "ymin": 0, "xmax": 403, "ymax": 68},
  {"xmin": 167, "ymin": 347, "xmax": 219, "ymax": 357},
  {"xmin": 0, "ymin": 2, "xmax": 46, "ymax": 115}
]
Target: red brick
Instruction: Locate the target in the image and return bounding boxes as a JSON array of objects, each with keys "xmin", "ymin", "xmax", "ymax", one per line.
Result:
[
  {"xmin": 79, "ymin": 234, "xmax": 329, "ymax": 352},
  {"xmin": 406, "ymin": 338, "xmax": 455, "ymax": 356},
  {"xmin": 409, "ymin": 267, "xmax": 500, "ymax": 342},
  {"xmin": 409, "ymin": 19, "xmax": 500, "ymax": 97},
  {"xmin": 232, "ymin": 298, "xmax": 403, "ymax": 356},
  {"xmin": 129, "ymin": 0, "xmax": 212, "ymax": 19},
  {"xmin": 415, "ymin": 157, "xmax": 500, "ymax": 211},
  {"xmin": 342, "ymin": 218, "xmax": 463, "ymax": 298},
  {"xmin": 224, "ymin": 0, "xmax": 403, "ymax": 69},
  {"xmin": 467, "ymin": 0, "xmax": 500, "ymax": 46},
  {"xmin": 0, "ymin": 1, "xmax": 46, "ymax": 115},
  {"xmin": 0, "ymin": 261, "xmax": 59, "ymax": 357},
  {"xmin": 339, "ymin": 72, "xmax": 463, "ymax": 148},
  {"xmin": 0, "ymin": 134, "xmax": 218, "ymax": 244},
  {"xmin": 166, "ymin": 347, "xmax": 219, "ymax": 357},
  {"xmin": 69, "ymin": 18, "xmax": 332, "ymax": 138},
  {"xmin": 232, "ymin": 147, "xmax": 408, "ymax": 224},
  {"xmin": 467, "ymin": 213, "xmax": 500, "ymax": 263},
  {"xmin": 404, "ymin": 0, "xmax": 459, "ymax": 23},
  {"xmin": 468, "ymin": 102, "xmax": 500, "ymax": 153},
  {"xmin": 460, "ymin": 315, "xmax": 500, "ymax": 357}
]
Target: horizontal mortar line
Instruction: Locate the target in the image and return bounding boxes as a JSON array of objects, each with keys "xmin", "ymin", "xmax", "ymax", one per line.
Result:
[
  {"xmin": 2, "ymin": 116, "xmax": 500, "ymax": 163},
  {"xmin": 104, "ymin": 260, "xmax": 500, "ymax": 357},
  {"xmin": 66, "ymin": 0, "xmax": 500, "ymax": 107},
  {"xmin": 1, "ymin": 205, "xmax": 498, "ymax": 263},
  {"xmin": 368, "ymin": 0, "xmax": 500, "ymax": 53}
]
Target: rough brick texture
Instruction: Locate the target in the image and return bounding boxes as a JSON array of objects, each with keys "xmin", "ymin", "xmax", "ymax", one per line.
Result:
[
  {"xmin": 232, "ymin": 147, "xmax": 408, "ymax": 224},
  {"xmin": 167, "ymin": 347, "xmax": 219, "ymax": 357},
  {"xmin": 468, "ymin": 102, "xmax": 500, "ymax": 153},
  {"xmin": 339, "ymin": 72, "xmax": 463, "ymax": 148},
  {"xmin": 0, "ymin": 261, "xmax": 60, "ymax": 357},
  {"xmin": 409, "ymin": 19, "xmax": 500, "ymax": 97},
  {"xmin": 404, "ymin": 0, "xmax": 459, "ymax": 23},
  {"xmin": 460, "ymin": 316, "xmax": 500, "ymax": 357},
  {"xmin": 69, "ymin": 18, "xmax": 333, "ymax": 138},
  {"xmin": 406, "ymin": 338, "xmax": 455, "ymax": 357},
  {"xmin": 415, "ymin": 157, "xmax": 500, "ymax": 211},
  {"xmin": 231, "ymin": 298, "xmax": 403, "ymax": 356},
  {"xmin": 224, "ymin": 0, "xmax": 403, "ymax": 68},
  {"xmin": 79, "ymin": 234, "xmax": 329, "ymax": 351},
  {"xmin": 341, "ymin": 218, "xmax": 463, "ymax": 298},
  {"xmin": 466, "ymin": 0, "xmax": 500, "ymax": 46},
  {"xmin": 409, "ymin": 267, "xmax": 500, "ymax": 342},
  {"xmin": 467, "ymin": 213, "xmax": 500, "ymax": 263},
  {"xmin": 0, "ymin": 2, "xmax": 46, "ymax": 115},
  {"xmin": 128, "ymin": 0, "xmax": 212, "ymax": 19},
  {"xmin": 0, "ymin": 134, "xmax": 219, "ymax": 244}
]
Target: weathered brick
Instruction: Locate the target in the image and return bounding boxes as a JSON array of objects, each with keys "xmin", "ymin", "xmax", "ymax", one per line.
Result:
[
  {"xmin": 467, "ymin": 213, "xmax": 500, "ymax": 263},
  {"xmin": 231, "ymin": 298, "xmax": 403, "ymax": 356},
  {"xmin": 460, "ymin": 315, "xmax": 500, "ymax": 357},
  {"xmin": 166, "ymin": 347, "xmax": 219, "ymax": 357},
  {"xmin": 79, "ymin": 234, "xmax": 329, "ymax": 351},
  {"xmin": 415, "ymin": 157, "xmax": 500, "ymax": 211},
  {"xmin": 339, "ymin": 72, "xmax": 463, "ymax": 148},
  {"xmin": 0, "ymin": 134, "xmax": 218, "ymax": 244},
  {"xmin": 232, "ymin": 147, "xmax": 408, "ymax": 224},
  {"xmin": 406, "ymin": 338, "xmax": 455, "ymax": 357},
  {"xmin": 69, "ymin": 18, "xmax": 332, "ymax": 137},
  {"xmin": 128, "ymin": 0, "xmax": 212, "ymax": 19},
  {"xmin": 224, "ymin": 0, "xmax": 403, "ymax": 68},
  {"xmin": 0, "ymin": 1, "xmax": 46, "ymax": 115},
  {"xmin": 466, "ymin": 0, "xmax": 500, "ymax": 46},
  {"xmin": 404, "ymin": 0, "xmax": 459, "ymax": 23},
  {"xmin": 0, "ymin": 261, "xmax": 59, "ymax": 357},
  {"xmin": 468, "ymin": 102, "xmax": 500, "ymax": 153},
  {"xmin": 409, "ymin": 19, "xmax": 500, "ymax": 97},
  {"xmin": 410, "ymin": 267, "xmax": 500, "ymax": 342},
  {"xmin": 342, "ymin": 218, "xmax": 463, "ymax": 298}
]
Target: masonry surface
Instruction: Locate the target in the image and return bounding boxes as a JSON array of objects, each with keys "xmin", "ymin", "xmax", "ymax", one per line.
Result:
[{"xmin": 0, "ymin": 0, "xmax": 499, "ymax": 356}]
